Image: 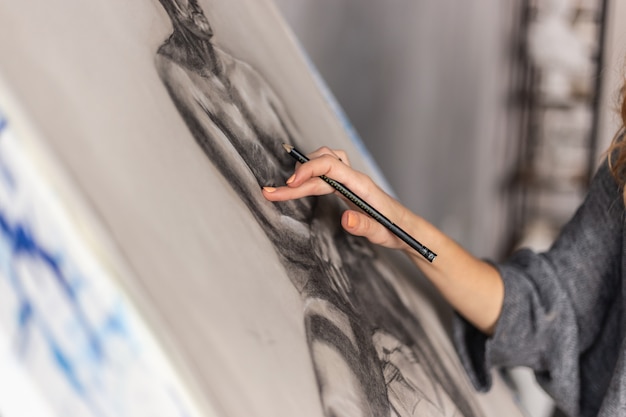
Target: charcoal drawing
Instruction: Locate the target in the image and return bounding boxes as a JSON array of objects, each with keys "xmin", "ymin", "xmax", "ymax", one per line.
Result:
[{"xmin": 154, "ymin": 1, "xmax": 482, "ymax": 415}]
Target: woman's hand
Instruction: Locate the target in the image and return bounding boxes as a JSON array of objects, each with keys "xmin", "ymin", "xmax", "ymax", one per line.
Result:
[
  {"xmin": 262, "ymin": 147, "xmax": 413, "ymax": 251},
  {"xmin": 262, "ymin": 146, "xmax": 504, "ymax": 335}
]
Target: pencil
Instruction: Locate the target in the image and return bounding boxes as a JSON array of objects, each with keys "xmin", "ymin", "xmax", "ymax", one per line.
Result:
[{"xmin": 282, "ymin": 144, "xmax": 437, "ymax": 262}]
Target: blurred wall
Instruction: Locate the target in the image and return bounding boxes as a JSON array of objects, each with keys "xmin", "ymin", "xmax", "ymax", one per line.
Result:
[{"xmin": 273, "ymin": 0, "xmax": 521, "ymax": 258}]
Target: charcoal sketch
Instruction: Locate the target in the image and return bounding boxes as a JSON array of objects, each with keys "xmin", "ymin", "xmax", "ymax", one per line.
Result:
[{"xmin": 154, "ymin": 1, "xmax": 483, "ymax": 415}]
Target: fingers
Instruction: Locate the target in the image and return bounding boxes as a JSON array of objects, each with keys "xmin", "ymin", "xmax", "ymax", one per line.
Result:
[
  {"xmin": 264, "ymin": 148, "xmax": 370, "ymax": 203},
  {"xmin": 265, "ymin": 147, "xmax": 402, "ymax": 221},
  {"xmin": 262, "ymin": 145, "xmax": 416, "ymax": 252},
  {"xmin": 263, "ymin": 176, "xmax": 336, "ymax": 200},
  {"xmin": 288, "ymin": 154, "xmax": 371, "ymax": 198},
  {"xmin": 341, "ymin": 210, "xmax": 404, "ymax": 250},
  {"xmin": 307, "ymin": 146, "xmax": 351, "ymax": 167}
]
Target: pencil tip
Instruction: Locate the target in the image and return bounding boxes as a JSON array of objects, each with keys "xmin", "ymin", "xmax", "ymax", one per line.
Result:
[{"xmin": 282, "ymin": 143, "xmax": 293, "ymax": 152}]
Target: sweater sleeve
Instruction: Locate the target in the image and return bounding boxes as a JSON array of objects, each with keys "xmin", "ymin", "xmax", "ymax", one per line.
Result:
[{"xmin": 453, "ymin": 160, "xmax": 624, "ymax": 416}]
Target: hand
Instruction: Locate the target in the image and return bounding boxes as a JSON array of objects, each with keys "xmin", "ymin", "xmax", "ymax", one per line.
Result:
[
  {"xmin": 264, "ymin": 147, "xmax": 505, "ymax": 334},
  {"xmin": 262, "ymin": 146, "xmax": 413, "ymax": 251}
]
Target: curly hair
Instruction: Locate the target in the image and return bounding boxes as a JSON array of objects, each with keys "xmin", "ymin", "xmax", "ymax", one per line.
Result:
[{"xmin": 607, "ymin": 78, "xmax": 626, "ymax": 185}]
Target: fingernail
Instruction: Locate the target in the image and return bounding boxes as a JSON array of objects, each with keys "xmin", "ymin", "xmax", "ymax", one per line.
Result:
[
  {"xmin": 286, "ymin": 174, "xmax": 296, "ymax": 184},
  {"xmin": 346, "ymin": 212, "xmax": 357, "ymax": 228},
  {"xmin": 263, "ymin": 186, "xmax": 277, "ymax": 193}
]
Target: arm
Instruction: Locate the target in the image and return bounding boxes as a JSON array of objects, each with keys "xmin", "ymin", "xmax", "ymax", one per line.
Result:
[
  {"xmin": 263, "ymin": 147, "xmax": 504, "ymax": 334},
  {"xmin": 265, "ymin": 147, "xmax": 624, "ymax": 413},
  {"xmin": 457, "ymin": 160, "xmax": 623, "ymax": 415}
]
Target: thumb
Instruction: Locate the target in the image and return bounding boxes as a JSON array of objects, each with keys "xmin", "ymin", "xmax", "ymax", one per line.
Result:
[{"xmin": 341, "ymin": 210, "xmax": 364, "ymax": 233}]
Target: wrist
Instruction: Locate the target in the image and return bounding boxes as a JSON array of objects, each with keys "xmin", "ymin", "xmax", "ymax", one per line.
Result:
[{"xmin": 397, "ymin": 213, "xmax": 441, "ymax": 264}]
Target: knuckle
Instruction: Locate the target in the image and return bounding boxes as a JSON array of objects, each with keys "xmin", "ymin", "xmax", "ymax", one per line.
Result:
[
  {"xmin": 319, "ymin": 154, "xmax": 338, "ymax": 168},
  {"xmin": 318, "ymin": 146, "xmax": 333, "ymax": 155}
]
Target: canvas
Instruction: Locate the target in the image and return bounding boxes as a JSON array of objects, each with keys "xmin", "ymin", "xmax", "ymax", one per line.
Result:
[
  {"xmin": 0, "ymin": 1, "xmax": 524, "ymax": 416},
  {"xmin": 0, "ymin": 106, "xmax": 207, "ymax": 417}
]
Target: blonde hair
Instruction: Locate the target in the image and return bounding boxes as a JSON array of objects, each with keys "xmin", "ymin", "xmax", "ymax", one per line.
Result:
[{"xmin": 607, "ymin": 78, "xmax": 626, "ymax": 186}]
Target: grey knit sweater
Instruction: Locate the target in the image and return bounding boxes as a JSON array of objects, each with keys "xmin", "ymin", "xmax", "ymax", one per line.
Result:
[{"xmin": 453, "ymin": 160, "xmax": 626, "ymax": 417}]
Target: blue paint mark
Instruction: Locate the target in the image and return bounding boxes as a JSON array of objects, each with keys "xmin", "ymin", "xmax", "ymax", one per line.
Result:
[
  {"xmin": 88, "ymin": 333, "xmax": 105, "ymax": 363},
  {"xmin": 0, "ymin": 117, "xmax": 16, "ymax": 189},
  {"xmin": 52, "ymin": 340, "xmax": 85, "ymax": 394},
  {"xmin": 0, "ymin": 208, "xmax": 105, "ymax": 397},
  {"xmin": 16, "ymin": 300, "xmax": 33, "ymax": 354},
  {"xmin": 18, "ymin": 301, "xmax": 33, "ymax": 328},
  {"xmin": 0, "ymin": 150, "xmax": 189, "ymax": 417},
  {"xmin": 103, "ymin": 305, "xmax": 128, "ymax": 337}
]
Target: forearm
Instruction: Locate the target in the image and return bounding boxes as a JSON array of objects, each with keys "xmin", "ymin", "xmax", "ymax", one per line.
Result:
[
  {"xmin": 263, "ymin": 147, "xmax": 505, "ymax": 334},
  {"xmin": 401, "ymin": 213, "xmax": 504, "ymax": 335}
]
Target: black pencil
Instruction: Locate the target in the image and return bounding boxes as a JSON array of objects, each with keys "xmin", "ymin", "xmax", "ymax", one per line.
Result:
[{"xmin": 282, "ymin": 144, "xmax": 437, "ymax": 262}]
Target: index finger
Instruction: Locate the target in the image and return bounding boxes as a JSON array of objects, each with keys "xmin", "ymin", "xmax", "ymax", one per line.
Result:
[
  {"xmin": 288, "ymin": 154, "xmax": 373, "ymax": 200},
  {"xmin": 306, "ymin": 146, "xmax": 351, "ymax": 166}
]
